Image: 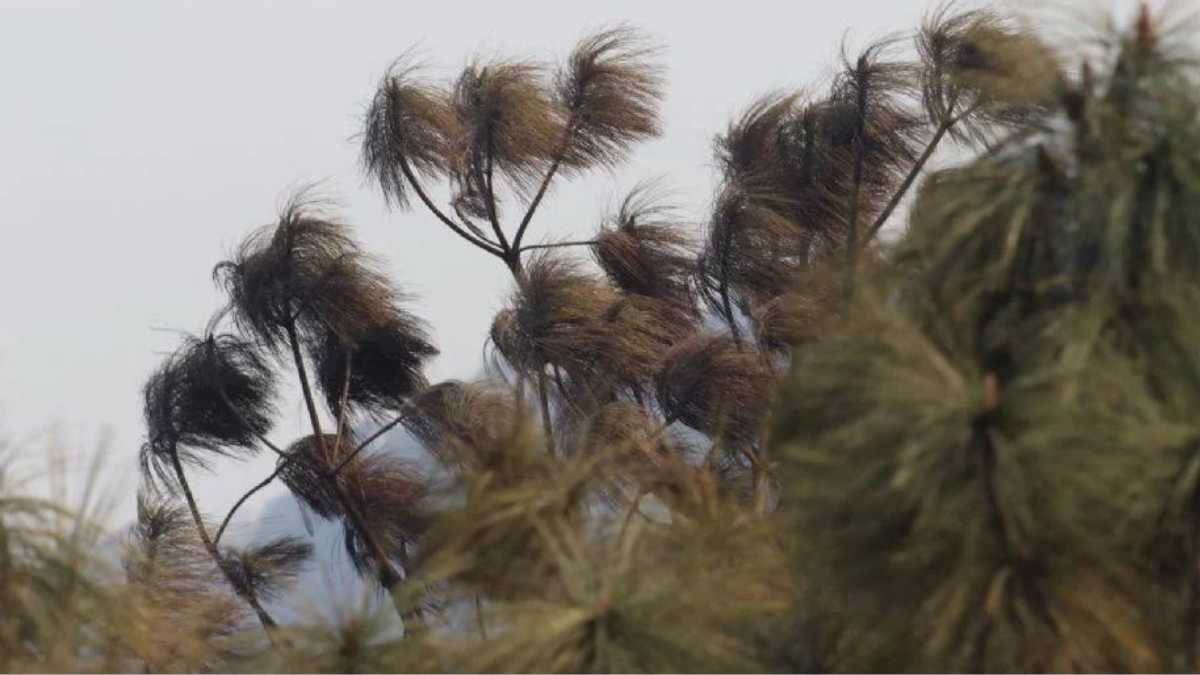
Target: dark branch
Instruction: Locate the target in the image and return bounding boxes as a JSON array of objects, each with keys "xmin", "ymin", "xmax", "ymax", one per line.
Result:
[
  {"xmin": 512, "ymin": 124, "xmax": 576, "ymax": 253},
  {"xmin": 397, "ymin": 155, "xmax": 507, "ymax": 258},
  {"xmin": 519, "ymin": 239, "xmax": 598, "ymax": 252},
  {"xmin": 483, "ymin": 146, "xmax": 512, "ymax": 257},
  {"xmin": 864, "ymin": 119, "xmax": 953, "ymax": 244}
]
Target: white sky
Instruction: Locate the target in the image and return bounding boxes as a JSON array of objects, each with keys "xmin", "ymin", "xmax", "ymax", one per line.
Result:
[{"xmin": 0, "ymin": 0, "xmax": 1145, "ymax": 528}]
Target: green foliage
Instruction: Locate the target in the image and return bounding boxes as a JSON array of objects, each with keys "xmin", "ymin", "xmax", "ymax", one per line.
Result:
[{"xmin": 773, "ymin": 5, "xmax": 1200, "ymax": 671}]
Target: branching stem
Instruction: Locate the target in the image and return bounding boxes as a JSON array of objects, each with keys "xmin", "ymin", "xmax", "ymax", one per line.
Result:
[
  {"xmin": 283, "ymin": 320, "xmax": 414, "ymax": 629},
  {"xmin": 397, "ymin": 156, "xmax": 506, "ymax": 258},
  {"xmin": 168, "ymin": 450, "xmax": 278, "ymax": 637}
]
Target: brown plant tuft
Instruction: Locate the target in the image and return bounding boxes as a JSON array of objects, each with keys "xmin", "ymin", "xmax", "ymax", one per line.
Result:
[
  {"xmin": 125, "ymin": 492, "xmax": 248, "ymax": 665},
  {"xmin": 361, "ymin": 56, "xmax": 460, "ymax": 208},
  {"xmin": 501, "ymin": 253, "xmax": 616, "ymax": 383},
  {"xmin": 311, "ymin": 310, "xmax": 438, "ymax": 419},
  {"xmin": 557, "ymin": 26, "xmax": 665, "ymax": 171},
  {"xmin": 919, "ymin": 4, "xmax": 1059, "ymax": 144},
  {"xmin": 218, "ymin": 536, "xmax": 313, "ymax": 603},
  {"xmin": 339, "ymin": 452, "xmax": 431, "ymax": 577},
  {"xmin": 450, "ymin": 59, "xmax": 564, "ymax": 200},
  {"xmin": 593, "ymin": 181, "xmax": 697, "ymax": 311},
  {"xmin": 655, "ymin": 333, "xmax": 775, "ymax": 448},
  {"xmin": 276, "ymin": 434, "xmax": 355, "ymax": 519},
  {"xmin": 141, "ymin": 333, "xmax": 276, "ymax": 491},
  {"xmin": 214, "ymin": 192, "xmax": 397, "ymax": 351},
  {"xmin": 404, "ymin": 380, "xmax": 519, "ymax": 468},
  {"xmin": 604, "ymin": 294, "xmax": 696, "ymax": 396}
]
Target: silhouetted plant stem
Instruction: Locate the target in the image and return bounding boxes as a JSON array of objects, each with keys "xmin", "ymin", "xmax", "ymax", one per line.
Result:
[
  {"xmin": 167, "ymin": 450, "xmax": 278, "ymax": 637},
  {"xmin": 331, "ymin": 349, "xmax": 354, "ymax": 450},
  {"xmin": 330, "ymin": 411, "xmax": 410, "ymax": 476},
  {"xmin": 285, "ymin": 321, "xmax": 326, "ymax": 442},
  {"xmin": 512, "ymin": 125, "xmax": 576, "ymax": 254},
  {"xmin": 550, "ymin": 365, "xmax": 586, "ymax": 419},
  {"xmin": 845, "ymin": 136, "xmax": 866, "ymax": 263},
  {"xmin": 218, "ymin": 390, "xmax": 287, "ymax": 460},
  {"xmin": 519, "ymin": 239, "xmax": 598, "ymax": 252},
  {"xmin": 864, "ymin": 119, "xmax": 953, "ymax": 244},
  {"xmin": 283, "ymin": 320, "xmax": 415, "ymax": 629},
  {"xmin": 483, "ymin": 147, "xmax": 512, "ymax": 259},
  {"xmin": 214, "ymin": 471, "xmax": 277, "ymax": 545},
  {"xmin": 214, "ymin": 407, "xmax": 411, "ymax": 545},
  {"xmin": 396, "ymin": 155, "xmax": 506, "ymax": 258}
]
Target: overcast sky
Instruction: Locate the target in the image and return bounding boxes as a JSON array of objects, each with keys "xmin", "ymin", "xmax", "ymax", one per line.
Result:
[{"xmin": 0, "ymin": 0, "xmax": 1144, "ymax": 529}]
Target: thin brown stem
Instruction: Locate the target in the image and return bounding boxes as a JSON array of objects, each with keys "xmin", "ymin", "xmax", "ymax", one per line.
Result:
[
  {"xmin": 518, "ymin": 239, "xmax": 598, "ymax": 252},
  {"xmin": 864, "ymin": 119, "xmax": 953, "ymax": 244},
  {"xmin": 332, "ymin": 349, "xmax": 355, "ymax": 452},
  {"xmin": 283, "ymin": 321, "xmax": 413, "ymax": 628},
  {"xmin": 512, "ymin": 123, "xmax": 576, "ymax": 254},
  {"xmin": 285, "ymin": 321, "xmax": 325, "ymax": 442},
  {"xmin": 168, "ymin": 450, "xmax": 278, "ymax": 637},
  {"xmin": 217, "ymin": 390, "xmax": 287, "ymax": 460},
  {"xmin": 397, "ymin": 156, "xmax": 506, "ymax": 258},
  {"xmin": 330, "ymin": 408, "xmax": 411, "ymax": 477},
  {"xmin": 482, "ymin": 147, "xmax": 511, "ymax": 257},
  {"xmin": 214, "ymin": 469, "xmax": 279, "ymax": 545},
  {"xmin": 550, "ymin": 365, "xmax": 586, "ymax": 419},
  {"xmin": 212, "ymin": 408, "xmax": 411, "ymax": 545}
]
